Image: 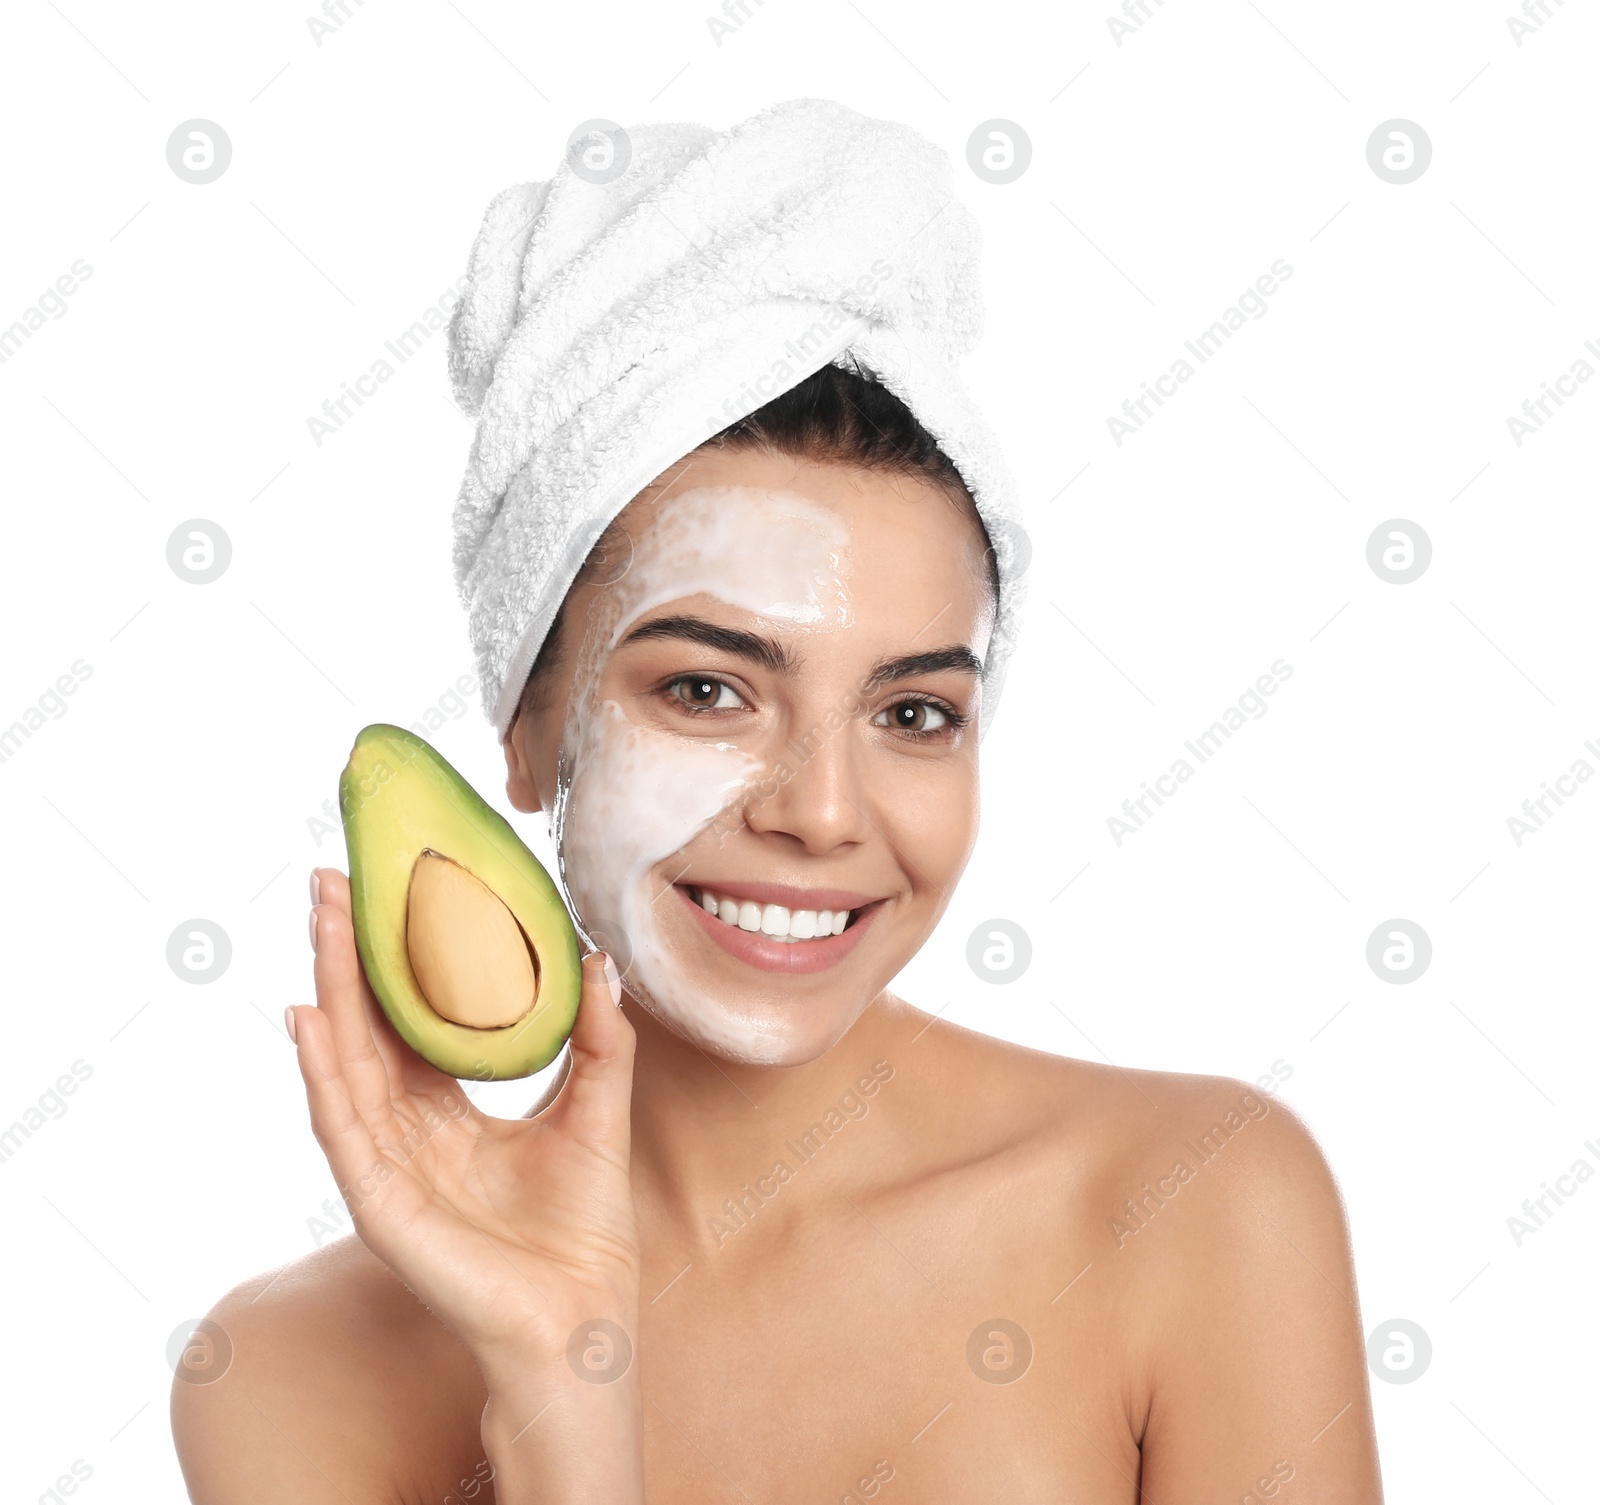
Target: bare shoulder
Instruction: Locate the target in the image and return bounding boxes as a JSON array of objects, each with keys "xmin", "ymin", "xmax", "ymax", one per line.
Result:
[
  {"xmin": 895, "ymin": 1004, "xmax": 1358, "ymax": 1311},
  {"xmin": 1006, "ymin": 1042, "xmax": 1354, "ymax": 1285},
  {"xmin": 171, "ymin": 1235, "xmax": 487, "ymax": 1504},
  {"xmin": 925, "ymin": 1026, "xmax": 1379, "ymax": 1484},
  {"xmin": 910, "ymin": 1008, "xmax": 1339, "ymax": 1238},
  {"xmin": 1078, "ymin": 1063, "xmax": 1356, "ymax": 1285},
  {"xmin": 890, "ymin": 1004, "xmax": 1296, "ymax": 1163},
  {"xmin": 1009, "ymin": 1049, "xmax": 1376, "ymax": 1485}
]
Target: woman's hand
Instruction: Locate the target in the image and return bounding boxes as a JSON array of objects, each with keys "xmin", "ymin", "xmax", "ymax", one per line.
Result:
[{"xmin": 290, "ymin": 867, "xmax": 641, "ymax": 1385}]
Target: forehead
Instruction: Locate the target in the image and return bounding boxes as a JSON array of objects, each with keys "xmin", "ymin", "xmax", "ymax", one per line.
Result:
[{"xmin": 604, "ymin": 447, "xmax": 995, "ymax": 647}]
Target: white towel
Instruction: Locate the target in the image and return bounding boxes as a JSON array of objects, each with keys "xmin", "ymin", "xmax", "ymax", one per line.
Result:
[{"xmin": 446, "ymin": 96, "xmax": 1027, "ymax": 741}]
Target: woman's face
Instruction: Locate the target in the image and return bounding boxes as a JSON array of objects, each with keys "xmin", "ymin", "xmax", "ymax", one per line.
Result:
[{"xmin": 505, "ymin": 444, "xmax": 996, "ymax": 1067}]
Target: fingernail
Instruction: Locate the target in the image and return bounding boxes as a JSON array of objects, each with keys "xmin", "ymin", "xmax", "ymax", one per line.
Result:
[
  {"xmin": 309, "ymin": 909, "xmax": 319, "ymax": 952},
  {"xmin": 284, "ymin": 1006, "xmax": 298, "ymax": 1044},
  {"xmin": 602, "ymin": 953, "xmax": 622, "ymax": 1007},
  {"xmin": 309, "ymin": 868, "xmax": 321, "ymax": 906}
]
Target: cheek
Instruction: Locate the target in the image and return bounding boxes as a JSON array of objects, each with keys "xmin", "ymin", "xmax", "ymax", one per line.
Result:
[
  {"xmin": 558, "ymin": 701, "xmax": 761, "ymax": 914},
  {"xmin": 889, "ymin": 758, "xmax": 980, "ymax": 892}
]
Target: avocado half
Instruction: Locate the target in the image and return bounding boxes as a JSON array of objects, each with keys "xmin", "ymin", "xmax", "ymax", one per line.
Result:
[{"xmin": 338, "ymin": 724, "xmax": 581, "ymax": 1081}]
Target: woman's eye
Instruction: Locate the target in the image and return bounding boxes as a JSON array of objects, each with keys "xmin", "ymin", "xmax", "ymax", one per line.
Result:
[
  {"xmin": 667, "ymin": 676, "xmax": 745, "ymax": 712},
  {"xmin": 877, "ymin": 700, "xmax": 950, "ymax": 734}
]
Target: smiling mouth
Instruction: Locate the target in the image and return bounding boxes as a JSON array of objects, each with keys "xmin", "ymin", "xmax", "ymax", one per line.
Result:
[{"xmin": 683, "ymin": 884, "xmax": 860, "ymax": 943}]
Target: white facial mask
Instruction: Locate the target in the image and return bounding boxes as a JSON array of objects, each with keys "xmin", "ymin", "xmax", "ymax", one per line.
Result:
[{"xmin": 550, "ymin": 484, "xmax": 851, "ymax": 1061}]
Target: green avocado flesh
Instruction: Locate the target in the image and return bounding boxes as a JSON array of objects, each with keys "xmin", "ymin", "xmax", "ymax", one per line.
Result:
[{"xmin": 338, "ymin": 724, "xmax": 581, "ymax": 1081}]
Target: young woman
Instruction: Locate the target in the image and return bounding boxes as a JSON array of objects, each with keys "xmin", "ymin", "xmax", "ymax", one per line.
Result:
[{"xmin": 172, "ymin": 364, "xmax": 1383, "ymax": 1502}]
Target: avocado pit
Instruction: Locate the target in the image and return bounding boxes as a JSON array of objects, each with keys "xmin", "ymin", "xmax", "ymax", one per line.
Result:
[{"xmin": 405, "ymin": 849, "xmax": 539, "ymax": 1030}]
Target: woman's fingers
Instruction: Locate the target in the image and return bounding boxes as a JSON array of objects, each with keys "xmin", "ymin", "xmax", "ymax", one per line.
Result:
[
  {"xmin": 313, "ymin": 866, "xmax": 457, "ymax": 1100},
  {"xmin": 309, "ymin": 890, "xmax": 398, "ymax": 1126},
  {"xmin": 288, "ymin": 999, "xmax": 386, "ymax": 1203}
]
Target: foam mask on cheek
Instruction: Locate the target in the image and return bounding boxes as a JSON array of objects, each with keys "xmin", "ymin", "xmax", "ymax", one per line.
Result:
[{"xmin": 550, "ymin": 486, "xmax": 850, "ymax": 1059}]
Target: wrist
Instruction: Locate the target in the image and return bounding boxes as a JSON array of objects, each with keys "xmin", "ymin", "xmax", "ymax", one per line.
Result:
[
  {"xmin": 480, "ymin": 1346, "xmax": 644, "ymax": 1505},
  {"xmin": 472, "ymin": 1294, "xmax": 640, "ymax": 1392}
]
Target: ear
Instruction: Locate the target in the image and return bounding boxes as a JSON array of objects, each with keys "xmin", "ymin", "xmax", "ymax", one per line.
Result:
[{"xmin": 502, "ymin": 713, "xmax": 542, "ymax": 813}]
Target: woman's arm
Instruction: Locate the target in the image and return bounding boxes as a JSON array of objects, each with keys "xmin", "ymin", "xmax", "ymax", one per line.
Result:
[
  {"xmin": 1133, "ymin": 1083, "xmax": 1384, "ymax": 1502},
  {"xmin": 478, "ymin": 1342, "xmax": 646, "ymax": 1503},
  {"xmin": 172, "ymin": 868, "xmax": 646, "ymax": 1503}
]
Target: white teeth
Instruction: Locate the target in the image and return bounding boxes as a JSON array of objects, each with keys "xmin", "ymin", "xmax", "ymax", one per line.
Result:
[{"xmin": 691, "ymin": 887, "xmax": 857, "ymax": 942}]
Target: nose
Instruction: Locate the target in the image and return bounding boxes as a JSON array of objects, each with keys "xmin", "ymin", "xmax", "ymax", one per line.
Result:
[{"xmin": 738, "ymin": 711, "xmax": 873, "ymax": 855}]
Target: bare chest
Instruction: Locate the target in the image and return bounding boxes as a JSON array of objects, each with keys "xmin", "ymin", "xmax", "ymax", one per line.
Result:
[
  {"xmin": 629, "ymin": 1174, "xmax": 1139, "ymax": 1503},
  {"xmin": 405, "ymin": 1126, "xmax": 1143, "ymax": 1502}
]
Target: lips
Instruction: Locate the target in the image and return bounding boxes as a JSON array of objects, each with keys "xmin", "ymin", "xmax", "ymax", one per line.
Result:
[
  {"xmin": 673, "ymin": 881, "xmax": 884, "ymax": 974},
  {"xmin": 688, "ymin": 883, "xmax": 854, "ymax": 942}
]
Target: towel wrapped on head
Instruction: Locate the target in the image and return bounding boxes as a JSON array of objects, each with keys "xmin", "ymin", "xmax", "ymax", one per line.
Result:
[{"xmin": 446, "ymin": 95, "xmax": 1027, "ymax": 741}]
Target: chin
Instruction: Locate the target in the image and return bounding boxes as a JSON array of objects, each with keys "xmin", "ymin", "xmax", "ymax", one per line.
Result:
[{"xmin": 627, "ymin": 967, "xmax": 871, "ymax": 1068}]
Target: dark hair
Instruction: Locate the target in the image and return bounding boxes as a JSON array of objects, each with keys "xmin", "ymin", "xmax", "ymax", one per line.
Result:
[
  {"xmin": 513, "ymin": 358, "xmax": 994, "ymax": 726},
  {"xmin": 710, "ymin": 354, "xmax": 976, "ymax": 507}
]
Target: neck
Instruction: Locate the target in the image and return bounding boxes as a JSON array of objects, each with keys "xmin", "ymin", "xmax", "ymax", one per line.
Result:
[{"xmin": 621, "ymin": 989, "xmax": 917, "ymax": 1254}]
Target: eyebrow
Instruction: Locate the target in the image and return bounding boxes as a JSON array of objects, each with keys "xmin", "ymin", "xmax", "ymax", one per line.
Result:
[
  {"xmin": 621, "ymin": 614, "xmax": 796, "ymax": 673},
  {"xmin": 619, "ymin": 613, "xmax": 983, "ymax": 688},
  {"xmin": 860, "ymin": 646, "xmax": 984, "ymax": 690}
]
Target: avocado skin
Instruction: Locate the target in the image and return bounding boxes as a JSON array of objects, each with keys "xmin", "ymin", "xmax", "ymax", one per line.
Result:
[{"xmin": 338, "ymin": 724, "xmax": 581, "ymax": 1081}]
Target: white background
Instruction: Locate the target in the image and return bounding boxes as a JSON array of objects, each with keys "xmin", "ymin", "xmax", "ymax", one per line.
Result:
[{"xmin": 1, "ymin": 0, "xmax": 1595, "ymax": 1499}]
